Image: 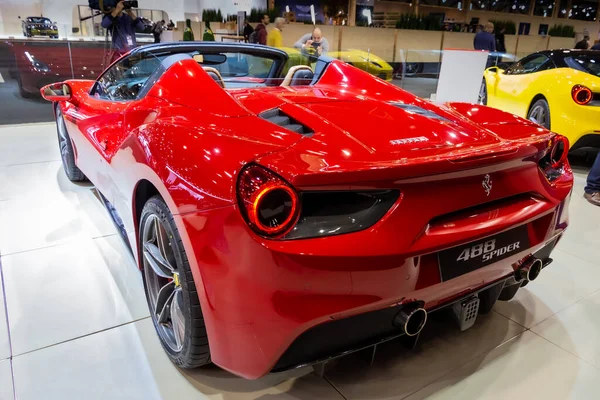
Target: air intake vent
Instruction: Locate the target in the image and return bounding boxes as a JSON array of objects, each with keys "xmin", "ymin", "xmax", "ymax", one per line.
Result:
[
  {"xmin": 390, "ymin": 103, "xmax": 450, "ymax": 122},
  {"xmin": 259, "ymin": 108, "xmax": 313, "ymax": 136}
]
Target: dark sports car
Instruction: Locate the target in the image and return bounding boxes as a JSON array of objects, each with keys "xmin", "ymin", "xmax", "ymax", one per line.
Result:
[
  {"xmin": 21, "ymin": 16, "xmax": 58, "ymax": 39},
  {"xmin": 41, "ymin": 42, "xmax": 572, "ymax": 379}
]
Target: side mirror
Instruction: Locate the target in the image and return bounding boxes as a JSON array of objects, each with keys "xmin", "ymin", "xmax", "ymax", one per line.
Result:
[
  {"xmin": 40, "ymin": 82, "xmax": 72, "ymax": 102},
  {"xmin": 488, "ymin": 66, "xmax": 499, "ymax": 73}
]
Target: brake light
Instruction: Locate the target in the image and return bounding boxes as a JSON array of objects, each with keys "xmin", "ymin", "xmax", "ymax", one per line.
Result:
[
  {"xmin": 237, "ymin": 165, "xmax": 299, "ymax": 237},
  {"xmin": 572, "ymin": 85, "xmax": 593, "ymax": 105},
  {"xmin": 549, "ymin": 135, "xmax": 569, "ymax": 169},
  {"xmin": 539, "ymin": 134, "xmax": 570, "ymax": 181}
]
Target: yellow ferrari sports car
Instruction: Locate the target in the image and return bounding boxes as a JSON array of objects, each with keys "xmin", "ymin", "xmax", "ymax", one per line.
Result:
[
  {"xmin": 481, "ymin": 49, "xmax": 600, "ymax": 151},
  {"xmin": 282, "ymin": 47, "xmax": 393, "ymax": 82}
]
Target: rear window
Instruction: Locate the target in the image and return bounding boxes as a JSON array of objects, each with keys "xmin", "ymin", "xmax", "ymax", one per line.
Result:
[{"xmin": 565, "ymin": 55, "xmax": 600, "ymax": 77}]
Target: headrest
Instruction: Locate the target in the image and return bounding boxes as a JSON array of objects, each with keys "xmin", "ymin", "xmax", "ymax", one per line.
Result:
[
  {"xmin": 202, "ymin": 66, "xmax": 225, "ymax": 88},
  {"xmin": 290, "ymin": 69, "xmax": 314, "ymax": 86},
  {"xmin": 281, "ymin": 65, "xmax": 314, "ymax": 87}
]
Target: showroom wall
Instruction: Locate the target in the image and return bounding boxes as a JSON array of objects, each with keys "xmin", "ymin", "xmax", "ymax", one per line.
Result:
[
  {"xmin": 259, "ymin": 22, "xmax": 575, "ymax": 61},
  {"xmin": 0, "ymin": 0, "xmax": 42, "ymax": 35}
]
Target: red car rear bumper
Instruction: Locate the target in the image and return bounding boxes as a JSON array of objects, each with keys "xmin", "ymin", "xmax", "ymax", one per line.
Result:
[{"xmin": 175, "ymin": 177, "xmax": 570, "ymax": 378}]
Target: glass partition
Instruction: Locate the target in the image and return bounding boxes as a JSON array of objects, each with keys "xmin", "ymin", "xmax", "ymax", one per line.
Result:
[{"xmin": 0, "ymin": 24, "xmax": 579, "ymax": 126}]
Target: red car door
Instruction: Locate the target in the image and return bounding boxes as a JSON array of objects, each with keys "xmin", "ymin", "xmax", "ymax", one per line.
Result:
[
  {"xmin": 66, "ymin": 51, "xmax": 164, "ymax": 202},
  {"xmin": 64, "ymin": 94, "xmax": 128, "ymax": 199}
]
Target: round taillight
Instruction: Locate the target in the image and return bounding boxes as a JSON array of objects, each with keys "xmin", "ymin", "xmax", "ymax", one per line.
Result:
[
  {"xmin": 572, "ymin": 85, "xmax": 593, "ymax": 105},
  {"xmin": 237, "ymin": 165, "xmax": 299, "ymax": 237},
  {"xmin": 550, "ymin": 135, "xmax": 569, "ymax": 168}
]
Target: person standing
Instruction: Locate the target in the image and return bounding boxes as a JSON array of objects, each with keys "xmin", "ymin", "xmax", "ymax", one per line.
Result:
[
  {"xmin": 152, "ymin": 20, "xmax": 164, "ymax": 43},
  {"xmin": 253, "ymin": 14, "xmax": 269, "ymax": 45},
  {"xmin": 242, "ymin": 19, "xmax": 254, "ymax": 42},
  {"xmin": 101, "ymin": 1, "xmax": 144, "ymax": 62},
  {"xmin": 575, "ymin": 35, "xmax": 590, "ymax": 49},
  {"xmin": 267, "ymin": 17, "xmax": 284, "ymax": 48},
  {"xmin": 474, "ymin": 22, "xmax": 496, "ymax": 51},
  {"xmin": 584, "ymin": 153, "xmax": 600, "ymax": 206}
]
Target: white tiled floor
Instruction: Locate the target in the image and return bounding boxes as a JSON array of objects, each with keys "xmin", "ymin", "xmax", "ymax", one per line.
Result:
[{"xmin": 1, "ymin": 123, "xmax": 600, "ymax": 400}]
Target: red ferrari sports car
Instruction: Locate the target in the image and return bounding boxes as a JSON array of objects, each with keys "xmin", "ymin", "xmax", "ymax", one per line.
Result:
[{"xmin": 41, "ymin": 42, "xmax": 572, "ymax": 379}]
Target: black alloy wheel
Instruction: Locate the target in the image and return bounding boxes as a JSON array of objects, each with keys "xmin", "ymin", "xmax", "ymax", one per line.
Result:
[
  {"xmin": 527, "ymin": 98, "xmax": 551, "ymax": 129},
  {"xmin": 140, "ymin": 196, "xmax": 211, "ymax": 368},
  {"xmin": 404, "ymin": 62, "xmax": 423, "ymax": 77},
  {"xmin": 55, "ymin": 107, "xmax": 86, "ymax": 181}
]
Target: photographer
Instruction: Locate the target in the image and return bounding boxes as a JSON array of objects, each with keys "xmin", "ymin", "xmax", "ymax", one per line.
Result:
[
  {"xmin": 101, "ymin": 1, "xmax": 144, "ymax": 61},
  {"xmin": 294, "ymin": 28, "xmax": 329, "ymax": 56}
]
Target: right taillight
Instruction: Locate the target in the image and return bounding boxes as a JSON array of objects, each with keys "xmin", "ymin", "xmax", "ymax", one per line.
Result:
[
  {"xmin": 539, "ymin": 134, "xmax": 570, "ymax": 182},
  {"xmin": 572, "ymin": 85, "xmax": 593, "ymax": 105}
]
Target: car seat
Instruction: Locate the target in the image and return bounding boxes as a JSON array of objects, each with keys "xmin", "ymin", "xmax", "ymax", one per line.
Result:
[
  {"xmin": 281, "ymin": 65, "xmax": 314, "ymax": 86},
  {"xmin": 202, "ymin": 67, "xmax": 225, "ymax": 88}
]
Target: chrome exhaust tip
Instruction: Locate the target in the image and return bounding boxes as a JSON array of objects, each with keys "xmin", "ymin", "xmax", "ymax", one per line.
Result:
[
  {"xmin": 517, "ymin": 258, "xmax": 543, "ymax": 282},
  {"xmin": 394, "ymin": 306, "xmax": 428, "ymax": 337}
]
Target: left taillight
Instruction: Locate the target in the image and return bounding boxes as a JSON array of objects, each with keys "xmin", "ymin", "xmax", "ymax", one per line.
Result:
[
  {"xmin": 237, "ymin": 165, "xmax": 300, "ymax": 238},
  {"xmin": 572, "ymin": 85, "xmax": 593, "ymax": 105},
  {"xmin": 539, "ymin": 134, "xmax": 569, "ymax": 181}
]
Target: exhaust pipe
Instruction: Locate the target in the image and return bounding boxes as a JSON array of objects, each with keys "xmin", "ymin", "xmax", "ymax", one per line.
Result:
[
  {"xmin": 394, "ymin": 306, "xmax": 428, "ymax": 337},
  {"xmin": 516, "ymin": 258, "xmax": 543, "ymax": 282}
]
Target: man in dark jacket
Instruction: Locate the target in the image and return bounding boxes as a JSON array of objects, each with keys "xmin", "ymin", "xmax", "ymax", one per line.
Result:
[
  {"xmin": 242, "ymin": 19, "xmax": 253, "ymax": 42},
  {"xmin": 575, "ymin": 35, "xmax": 590, "ymax": 49},
  {"xmin": 101, "ymin": 1, "xmax": 144, "ymax": 62},
  {"xmin": 254, "ymin": 14, "xmax": 269, "ymax": 45},
  {"xmin": 474, "ymin": 22, "xmax": 496, "ymax": 51}
]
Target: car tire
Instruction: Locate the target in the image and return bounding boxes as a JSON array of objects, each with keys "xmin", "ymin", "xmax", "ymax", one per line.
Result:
[
  {"xmin": 527, "ymin": 98, "xmax": 550, "ymax": 129},
  {"xmin": 56, "ymin": 106, "xmax": 86, "ymax": 182},
  {"xmin": 16, "ymin": 73, "xmax": 35, "ymax": 99},
  {"xmin": 478, "ymin": 79, "xmax": 487, "ymax": 105},
  {"xmin": 404, "ymin": 62, "xmax": 423, "ymax": 77},
  {"xmin": 139, "ymin": 195, "xmax": 211, "ymax": 369}
]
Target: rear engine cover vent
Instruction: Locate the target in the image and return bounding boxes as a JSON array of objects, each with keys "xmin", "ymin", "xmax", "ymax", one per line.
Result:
[
  {"xmin": 259, "ymin": 108, "xmax": 314, "ymax": 136},
  {"xmin": 390, "ymin": 103, "xmax": 450, "ymax": 122}
]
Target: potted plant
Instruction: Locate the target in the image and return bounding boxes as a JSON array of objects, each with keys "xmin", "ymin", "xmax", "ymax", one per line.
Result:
[{"xmin": 183, "ymin": 19, "xmax": 195, "ymax": 41}]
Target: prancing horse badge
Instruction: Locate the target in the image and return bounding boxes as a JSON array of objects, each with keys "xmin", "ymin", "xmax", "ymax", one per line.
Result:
[{"xmin": 482, "ymin": 174, "xmax": 492, "ymax": 196}]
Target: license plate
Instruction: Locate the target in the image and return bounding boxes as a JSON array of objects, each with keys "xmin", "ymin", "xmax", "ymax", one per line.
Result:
[{"xmin": 438, "ymin": 225, "xmax": 530, "ymax": 282}]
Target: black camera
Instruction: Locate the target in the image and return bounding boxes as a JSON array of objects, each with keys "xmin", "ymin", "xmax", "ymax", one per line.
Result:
[
  {"xmin": 122, "ymin": 1, "xmax": 139, "ymax": 9},
  {"xmin": 88, "ymin": 0, "xmax": 138, "ymax": 11}
]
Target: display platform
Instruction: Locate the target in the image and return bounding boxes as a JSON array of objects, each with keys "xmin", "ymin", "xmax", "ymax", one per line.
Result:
[{"xmin": 1, "ymin": 122, "xmax": 600, "ymax": 399}]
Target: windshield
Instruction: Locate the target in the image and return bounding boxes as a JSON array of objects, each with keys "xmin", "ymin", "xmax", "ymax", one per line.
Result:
[
  {"xmin": 92, "ymin": 47, "xmax": 295, "ymax": 100},
  {"xmin": 28, "ymin": 17, "xmax": 51, "ymax": 24},
  {"xmin": 565, "ymin": 54, "xmax": 600, "ymax": 77}
]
